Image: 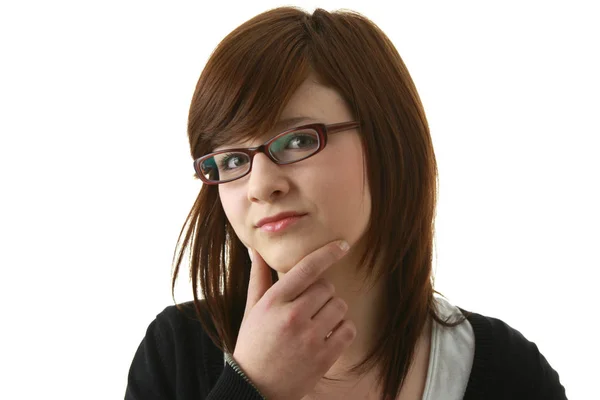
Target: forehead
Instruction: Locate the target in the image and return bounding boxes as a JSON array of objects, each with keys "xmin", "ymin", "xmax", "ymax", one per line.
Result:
[
  {"xmin": 284, "ymin": 76, "xmax": 350, "ymax": 122},
  {"xmin": 214, "ymin": 77, "xmax": 352, "ymax": 150}
]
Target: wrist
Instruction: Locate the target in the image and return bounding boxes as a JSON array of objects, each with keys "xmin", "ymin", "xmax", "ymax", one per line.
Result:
[{"xmin": 224, "ymin": 352, "xmax": 266, "ymax": 399}]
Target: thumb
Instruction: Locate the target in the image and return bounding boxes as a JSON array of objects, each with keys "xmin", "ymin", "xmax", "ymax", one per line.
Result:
[{"xmin": 244, "ymin": 248, "xmax": 273, "ymax": 316}]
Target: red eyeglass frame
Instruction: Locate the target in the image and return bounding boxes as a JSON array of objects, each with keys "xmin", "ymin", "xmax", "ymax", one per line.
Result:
[{"xmin": 193, "ymin": 121, "xmax": 360, "ymax": 185}]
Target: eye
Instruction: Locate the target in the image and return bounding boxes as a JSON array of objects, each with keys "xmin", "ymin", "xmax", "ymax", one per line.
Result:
[
  {"xmin": 284, "ymin": 133, "xmax": 318, "ymax": 150},
  {"xmin": 219, "ymin": 153, "xmax": 248, "ymax": 170}
]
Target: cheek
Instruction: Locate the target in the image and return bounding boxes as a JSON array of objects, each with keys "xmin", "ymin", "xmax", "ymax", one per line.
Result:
[
  {"xmin": 218, "ymin": 187, "xmax": 249, "ymax": 242},
  {"xmin": 315, "ymin": 151, "xmax": 371, "ymax": 241},
  {"xmin": 335, "ymin": 169, "xmax": 370, "ymax": 216}
]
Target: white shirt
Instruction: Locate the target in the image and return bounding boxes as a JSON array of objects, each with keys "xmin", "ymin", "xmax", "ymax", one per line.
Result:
[{"xmin": 421, "ymin": 296, "xmax": 475, "ymax": 400}]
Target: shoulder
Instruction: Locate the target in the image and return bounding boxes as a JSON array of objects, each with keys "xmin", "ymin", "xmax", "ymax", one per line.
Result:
[
  {"xmin": 460, "ymin": 309, "xmax": 567, "ymax": 400},
  {"xmin": 150, "ymin": 300, "xmax": 220, "ymax": 356},
  {"xmin": 153, "ymin": 301, "xmax": 204, "ymax": 333},
  {"xmin": 126, "ymin": 300, "xmax": 225, "ymax": 399},
  {"xmin": 136, "ymin": 299, "xmax": 218, "ymax": 361}
]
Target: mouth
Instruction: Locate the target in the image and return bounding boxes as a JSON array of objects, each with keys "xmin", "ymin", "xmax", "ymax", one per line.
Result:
[
  {"xmin": 257, "ymin": 214, "xmax": 307, "ymax": 233},
  {"xmin": 260, "ymin": 216, "xmax": 302, "ymax": 233}
]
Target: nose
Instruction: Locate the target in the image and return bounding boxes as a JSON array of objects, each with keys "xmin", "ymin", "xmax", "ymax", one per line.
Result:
[{"xmin": 246, "ymin": 153, "xmax": 290, "ymax": 203}]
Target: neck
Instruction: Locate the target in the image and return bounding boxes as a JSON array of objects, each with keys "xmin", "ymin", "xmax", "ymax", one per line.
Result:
[{"xmin": 277, "ymin": 245, "xmax": 433, "ymax": 399}]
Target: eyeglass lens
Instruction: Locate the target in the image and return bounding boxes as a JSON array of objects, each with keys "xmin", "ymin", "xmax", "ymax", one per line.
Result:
[{"xmin": 199, "ymin": 128, "xmax": 321, "ymax": 183}]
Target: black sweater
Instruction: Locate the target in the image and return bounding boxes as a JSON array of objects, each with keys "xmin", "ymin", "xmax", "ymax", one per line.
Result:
[{"xmin": 125, "ymin": 302, "xmax": 567, "ymax": 399}]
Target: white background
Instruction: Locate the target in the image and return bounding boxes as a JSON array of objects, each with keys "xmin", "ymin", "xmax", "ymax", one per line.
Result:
[{"xmin": 1, "ymin": 1, "xmax": 598, "ymax": 399}]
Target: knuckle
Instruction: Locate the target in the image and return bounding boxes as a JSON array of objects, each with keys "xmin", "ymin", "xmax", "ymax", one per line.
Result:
[
  {"xmin": 315, "ymin": 279, "xmax": 335, "ymax": 294},
  {"xmin": 331, "ymin": 297, "xmax": 348, "ymax": 314},
  {"xmin": 296, "ymin": 260, "xmax": 316, "ymax": 280},
  {"xmin": 260, "ymin": 295, "xmax": 275, "ymax": 310},
  {"xmin": 282, "ymin": 308, "xmax": 302, "ymax": 329},
  {"xmin": 340, "ymin": 321, "xmax": 357, "ymax": 341},
  {"xmin": 296, "ymin": 244, "xmax": 341, "ymax": 280},
  {"xmin": 326, "ymin": 281, "xmax": 335, "ymax": 293}
]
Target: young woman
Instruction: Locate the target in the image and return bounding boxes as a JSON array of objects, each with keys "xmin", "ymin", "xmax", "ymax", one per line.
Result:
[{"xmin": 125, "ymin": 7, "xmax": 566, "ymax": 400}]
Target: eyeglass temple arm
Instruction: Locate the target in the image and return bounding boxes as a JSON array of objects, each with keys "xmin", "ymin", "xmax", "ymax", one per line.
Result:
[{"xmin": 327, "ymin": 121, "xmax": 360, "ymax": 133}]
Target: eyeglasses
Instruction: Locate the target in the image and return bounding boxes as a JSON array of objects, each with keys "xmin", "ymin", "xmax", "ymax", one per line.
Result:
[{"xmin": 193, "ymin": 121, "xmax": 360, "ymax": 185}]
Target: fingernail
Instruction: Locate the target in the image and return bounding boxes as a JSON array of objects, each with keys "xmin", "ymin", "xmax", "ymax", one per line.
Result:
[
  {"xmin": 247, "ymin": 248, "xmax": 253, "ymax": 262},
  {"xmin": 337, "ymin": 240, "xmax": 350, "ymax": 252}
]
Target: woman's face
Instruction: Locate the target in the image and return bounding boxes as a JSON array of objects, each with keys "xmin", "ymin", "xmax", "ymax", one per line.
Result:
[{"xmin": 218, "ymin": 75, "xmax": 371, "ymax": 273}]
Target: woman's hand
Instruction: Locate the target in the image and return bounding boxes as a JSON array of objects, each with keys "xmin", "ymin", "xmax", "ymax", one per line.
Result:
[{"xmin": 232, "ymin": 240, "xmax": 356, "ymax": 400}]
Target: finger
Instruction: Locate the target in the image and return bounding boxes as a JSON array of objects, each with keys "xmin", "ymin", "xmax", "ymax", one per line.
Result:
[
  {"xmin": 244, "ymin": 248, "xmax": 273, "ymax": 316},
  {"xmin": 293, "ymin": 278, "xmax": 336, "ymax": 320},
  {"xmin": 324, "ymin": 319, "xmax": 356, "ymax": 344},
  {"xmin": 311, "ymin": 296, "xmax": 348, "ymax": 338},
  {"xmin": 275, "ymin": 240, "xmax": 349, "ymax": 302}
]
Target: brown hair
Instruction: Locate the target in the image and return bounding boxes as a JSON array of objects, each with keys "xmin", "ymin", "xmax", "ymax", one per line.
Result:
[{"xmin": 172, "ymin": 6, "xmax": 462, "ymax": 398}]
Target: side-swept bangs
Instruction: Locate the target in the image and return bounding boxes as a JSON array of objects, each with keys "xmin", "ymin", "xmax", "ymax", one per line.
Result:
[{"xmin": 188, "ymin": 9, "xmax": 313, "ymax": 158}]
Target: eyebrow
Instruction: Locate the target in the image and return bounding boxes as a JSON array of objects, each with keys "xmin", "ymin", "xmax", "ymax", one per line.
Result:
[
  {"xmin": 272, "ymin": 116, "xmax": 317, "ymax": 131},
  {"xmin": 213, "ymin": 116, "xmax": 317, "ymax": 151}
]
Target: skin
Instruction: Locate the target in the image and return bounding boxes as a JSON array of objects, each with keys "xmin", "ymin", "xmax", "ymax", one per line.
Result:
[
  {"xmin": 217, "ymin": 75, "xmax": 371, "ymax": 274},
  {"xmin": 217, "ymin": 74, "xmax": 430, "ymax": 399}
]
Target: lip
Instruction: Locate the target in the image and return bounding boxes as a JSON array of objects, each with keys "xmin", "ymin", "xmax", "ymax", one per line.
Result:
[
  {"xmin": 258, "ymin": 215, "xmax": 305, "ymax": 233},
  {"xmin": 255, "ymin": 211, "xmax": 307, "ymax": 228}
]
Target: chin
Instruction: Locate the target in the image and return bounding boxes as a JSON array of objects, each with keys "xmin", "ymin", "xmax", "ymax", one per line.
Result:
[
  {"xmin": 254, "ymin": 231, "xmax": 343, "ymax": 273},
  {"xmin": 258, "ymin": 243, "xmax": 311, "ymax": 273},
  {"xmin": 261, "ymin": 252, "xmax": 301, "ymax": 273}
]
